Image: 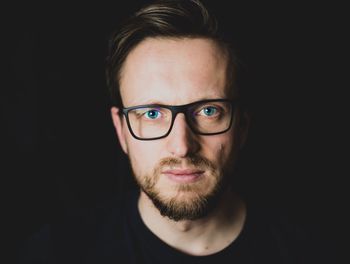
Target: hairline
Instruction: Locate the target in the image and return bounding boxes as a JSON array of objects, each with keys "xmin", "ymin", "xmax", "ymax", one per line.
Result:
[{"xmin": 117, "ymin": 35, "xmax": 234, "ymax": 107}]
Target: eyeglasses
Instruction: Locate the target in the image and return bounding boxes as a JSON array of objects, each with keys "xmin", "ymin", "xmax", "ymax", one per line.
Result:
[{"xmin": 122, "ymin": 99, "xmax": 236, "ymax": 140}]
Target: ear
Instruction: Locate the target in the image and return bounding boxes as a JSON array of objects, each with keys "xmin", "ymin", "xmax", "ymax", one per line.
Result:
[{"xmin": 110, "ymin": 107, "xmax": 128, "ymax": 154}]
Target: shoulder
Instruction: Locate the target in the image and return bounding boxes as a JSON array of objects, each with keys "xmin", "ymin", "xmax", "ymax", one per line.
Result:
[
  {"xmin": 15, "ymin": 194, "xmax": 128, "ymax": 263},
  {"xmin": 245, "ymin": 201, "xmax": 336, "ymax": 263},
  {"xmin": 16, "ymin": 224, "xmax": 51, "ymax": 263}
]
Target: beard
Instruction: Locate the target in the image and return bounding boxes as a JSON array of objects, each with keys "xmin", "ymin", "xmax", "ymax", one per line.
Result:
[{"xmin": 133, "ymin": 154, "xmax": 231, "ymax": 222}]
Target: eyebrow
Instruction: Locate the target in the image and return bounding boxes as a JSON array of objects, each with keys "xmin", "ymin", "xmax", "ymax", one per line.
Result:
[
  {"xmin": 130, "ymin": 97, "xmax": 226, "ymax": 107},
  {"xmin": 122, "ymin": 98, "xmax": 234, "ymax": 112}
]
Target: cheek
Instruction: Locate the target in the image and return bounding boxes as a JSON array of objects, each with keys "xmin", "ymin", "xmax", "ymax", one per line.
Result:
[
  {"xmin": 202, "ymin": 133, "xmax": 235, "ymax": 166},
  {"xmin": 126, "ymin": 137, "xmax": 163, "ymax": 176}
]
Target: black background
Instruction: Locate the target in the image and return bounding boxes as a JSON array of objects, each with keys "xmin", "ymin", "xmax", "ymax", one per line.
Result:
[{"xmin": 2, "ymin": 0, "xmax": 347, "ymax": 259}]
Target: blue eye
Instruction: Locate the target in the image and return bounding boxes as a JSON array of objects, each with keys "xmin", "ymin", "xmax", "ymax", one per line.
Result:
[
  {"xmin": 201, "ymin": 107, "xmax": 217, "ymax": 116},
  {"xmin": 145, "ymin": 109, "xmax": 160, "ymax": 119}
]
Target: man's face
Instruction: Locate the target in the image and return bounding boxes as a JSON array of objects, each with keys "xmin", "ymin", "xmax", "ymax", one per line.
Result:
[{"xmin": 111, "ymin": 37, "xmax": 241, "ymax": 221}]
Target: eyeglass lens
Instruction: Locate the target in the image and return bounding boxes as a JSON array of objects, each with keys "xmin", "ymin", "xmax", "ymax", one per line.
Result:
[{"xmin": 126, "ymin": 100, "xmax": 233, "ymax": 139}]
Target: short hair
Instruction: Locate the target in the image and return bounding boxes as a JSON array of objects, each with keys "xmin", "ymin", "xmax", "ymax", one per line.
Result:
[{"xmin": 106, "ymin": 0, "xmax": 239, "ymax": 108}]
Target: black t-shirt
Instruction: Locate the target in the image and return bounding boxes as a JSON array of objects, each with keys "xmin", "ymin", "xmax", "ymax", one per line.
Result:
[{"xmin": 16, "ymin": 190, "xmax": 334, "ymax": 263}]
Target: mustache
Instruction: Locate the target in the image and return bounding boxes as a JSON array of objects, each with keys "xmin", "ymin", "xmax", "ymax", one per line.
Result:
[
  {"xmin": 144, "ymin": 155, "xmax": 219, "ymax": 190},
  {"xmin": 157, "ymin": 155, "xmax": 216, "ymax": 172}
]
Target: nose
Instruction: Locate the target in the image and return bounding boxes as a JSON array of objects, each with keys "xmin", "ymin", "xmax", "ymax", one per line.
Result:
[{"xmin": 166, "ymin": 113, "xmax": 199, "ymax": 158}]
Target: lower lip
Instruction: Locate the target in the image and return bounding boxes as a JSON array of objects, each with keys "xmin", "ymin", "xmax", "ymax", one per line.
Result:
[{"xmin": 164, "ymin": 173, "xmax": 203, "ymax": 183}]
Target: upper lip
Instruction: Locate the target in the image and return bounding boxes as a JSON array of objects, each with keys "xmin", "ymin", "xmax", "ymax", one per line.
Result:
[{"xmin": 162, "ymin": 169, "xmax": 204, "ymax": 175}]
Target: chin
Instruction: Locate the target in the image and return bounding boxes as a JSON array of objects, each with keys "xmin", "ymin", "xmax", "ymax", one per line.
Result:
[{"xmin": 143, "ymin": 180, "xmax": 225, "ymax": 221}]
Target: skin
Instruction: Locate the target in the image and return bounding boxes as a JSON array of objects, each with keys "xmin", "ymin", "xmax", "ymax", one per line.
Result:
[{"xmin": 111, "ymin": 37, "xmax": 247, "ymax": 256}]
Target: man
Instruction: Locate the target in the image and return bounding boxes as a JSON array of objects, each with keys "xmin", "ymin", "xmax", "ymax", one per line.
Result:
[
  {"xmin": 17, "ymin": 0, "xmax": 333, "ymax": 263},
  {"xmin": 107, "ymin": 0, "xmax": 248, "ymax": 257},
  {"xmin": 108, "ymin": 0, "xmax": 247, "ymax": 258}
]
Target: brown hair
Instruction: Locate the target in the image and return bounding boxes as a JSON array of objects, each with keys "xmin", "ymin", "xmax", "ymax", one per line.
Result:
[{"xmin": 106, "ymin": 0, "xmax": 239, "ymax": 107}]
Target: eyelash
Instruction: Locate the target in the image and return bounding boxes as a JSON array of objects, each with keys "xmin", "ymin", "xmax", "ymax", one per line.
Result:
[
  {"xmin": 144, "ymin": 109, "xmax": 161, "ymax": 119},
  {"xmin": 196, "ymin": 105, "xmax": 221, "ymax": 116}
]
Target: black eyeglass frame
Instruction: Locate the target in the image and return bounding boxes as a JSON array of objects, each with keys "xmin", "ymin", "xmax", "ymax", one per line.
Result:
[{"xmin": 121, "ymin": 99, "xmax": 237, "ymax": 141}]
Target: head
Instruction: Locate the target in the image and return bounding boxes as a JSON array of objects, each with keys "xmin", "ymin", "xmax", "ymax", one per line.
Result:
[{"xmin": 107, "ymin": 0, "xmax": 248, "ymax": 221}]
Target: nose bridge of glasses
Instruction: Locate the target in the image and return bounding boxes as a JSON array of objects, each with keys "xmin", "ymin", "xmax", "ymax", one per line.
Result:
[
  {"xmin": 170, "ymin": 104, "xmax": 195, "ymax": 129},
  {"xmin": 170, "ymin": 104, "xmax": 189, "ymax": 116},
  {"xmin": 168, "ymin": 104, "xmax": 191, "ymax": 133}
]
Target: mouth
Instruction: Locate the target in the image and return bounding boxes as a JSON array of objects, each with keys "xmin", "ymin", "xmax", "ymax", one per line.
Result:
[{"xmin": 162, "ymin": 169, "xmax": 205, "ymax": 183}]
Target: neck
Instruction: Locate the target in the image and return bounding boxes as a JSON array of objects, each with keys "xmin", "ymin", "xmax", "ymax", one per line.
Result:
[{"xmin": 138, "ymin": 188, "xmax": 246, "ymax": 256}]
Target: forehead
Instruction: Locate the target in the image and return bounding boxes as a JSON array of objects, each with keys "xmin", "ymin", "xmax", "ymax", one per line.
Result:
[{"xmin": 119, "ymin": 37, "xmax": 229, "ymax": 107}]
